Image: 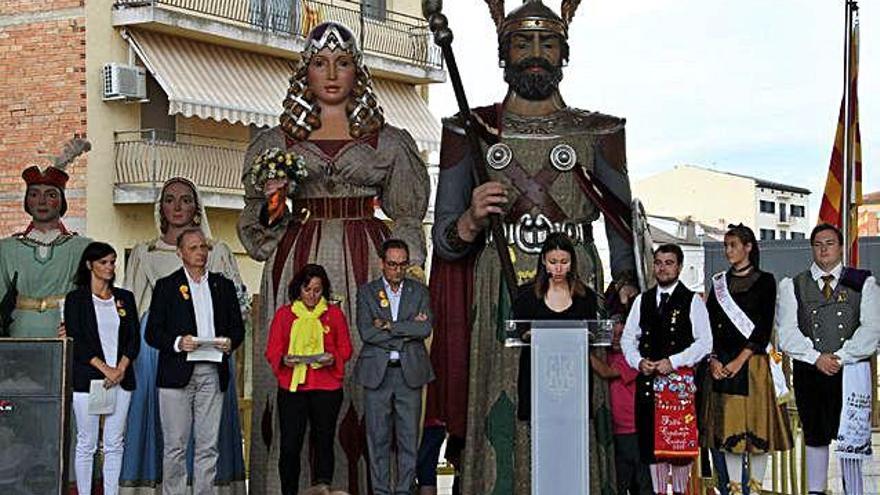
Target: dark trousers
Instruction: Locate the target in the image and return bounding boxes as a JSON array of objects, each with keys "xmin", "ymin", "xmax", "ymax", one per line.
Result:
[
  {"xmin": 416, "ymin": 425, "xmax": 447, "ymax": 487},
  {"xmin": 276, "ymin": 387, "xmax": 344, "ymax": 495},
  {"xmin": 614, "ymin": 433, "xmax": 653, "ymax": 495},
  {"xmin": 793, "ymin": 360, "xmax": 843, "ymax": 447}
]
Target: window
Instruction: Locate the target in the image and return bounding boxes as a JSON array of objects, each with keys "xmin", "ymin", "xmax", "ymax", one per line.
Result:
[
  {"xmin": 779, "ymin": 205, "xmax": 787, "ymax": 222},
  {"xmin": 790, "ymin": 205, "xmax": 805, "ymax": 218},
  {"xmin": 362, "ymin": 0, "xmax": 386, "ymax": 21},
  {"xmin": 759, "ymin": 200, "xmax": 775, "ymax": 214},
  {"xmin": 760, "ymin": 229, "xmax": 776, "ymax": 241},
  {"xmin": 791, "ymin": 232, "xmax": 806, "ymax": 240},
  {"xmin": 140, "ymin": 73, "xmax": 176, "ymax": 142},
  {"xmin": 779, "ymin": 230, "xmax": 787, "ymax": 240}
]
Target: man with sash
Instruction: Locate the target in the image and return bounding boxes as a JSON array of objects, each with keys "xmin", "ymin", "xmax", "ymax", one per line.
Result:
[
  {"xmin": 425, "ymin": 1, "xmax": 639, "ymax": 492},
  {"xmin": 0, "ymin": 140, "xmax": 92, "ymax": 338},
  {"xmin": 621, "ymin": 243, "xmax": 711, "ymax": 495},
  {"xmin": 777, "ymin": 223, "xmax": 879, "ymax": 495}
]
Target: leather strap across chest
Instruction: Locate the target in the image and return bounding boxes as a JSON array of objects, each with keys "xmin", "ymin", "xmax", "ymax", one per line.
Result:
[{"xmin": 504, "ymin": 160, "xmax": 566, "ymax": 222}]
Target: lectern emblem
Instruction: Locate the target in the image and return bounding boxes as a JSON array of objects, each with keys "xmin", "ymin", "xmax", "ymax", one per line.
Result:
[{"xmin": 543, "ymin": 353, "xmax": 576, "ymax": 400}]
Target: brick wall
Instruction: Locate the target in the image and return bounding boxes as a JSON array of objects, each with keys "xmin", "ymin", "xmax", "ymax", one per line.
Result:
[{"xmin": 0, "ymin": 3, "xmax": 87, "ymax": 235}]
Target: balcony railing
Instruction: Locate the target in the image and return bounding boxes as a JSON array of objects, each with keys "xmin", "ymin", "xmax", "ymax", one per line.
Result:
[
  {"xmin": 113, "ymin": 0, "xmax": 443, "ymax": 69},
  {"xmin": 115, "ymin": 129, "xmax": 247, "ymax": 192}
]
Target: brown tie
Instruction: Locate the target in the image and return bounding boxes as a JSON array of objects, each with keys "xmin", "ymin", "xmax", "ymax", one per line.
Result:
[{"xmin": 821, "ymin": 274, "xmax": 835, "ymax": 300}]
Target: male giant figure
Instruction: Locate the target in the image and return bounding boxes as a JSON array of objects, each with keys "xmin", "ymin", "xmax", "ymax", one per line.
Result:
[
  {"xmin": 0, "ymin": 141, "xmax": 91, "ymax": 337},
  {"xmin": 425, "ymin": 1, "xmax": 639, "ymax": 493},
  {"xmin": 355, "ymin": 239, "xmax": 434, "ymax": 495}
]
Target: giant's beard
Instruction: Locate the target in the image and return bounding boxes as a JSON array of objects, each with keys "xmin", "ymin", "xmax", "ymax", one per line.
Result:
[{"xmin": 503, "ymin": 56, "xmax": 563, "ymax": 101}]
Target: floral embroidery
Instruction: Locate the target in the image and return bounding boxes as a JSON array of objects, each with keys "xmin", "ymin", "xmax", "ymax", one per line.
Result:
[
  {"xmin": 116, "ymin": 299, "xmax": 127, "ymax": 317},
  {"xmin": 378, "ymin": 289, "xmax": 389, "ymax": 308},
  {"xmin": 179, "ymin": 285, "xmax": 190, "ymax": 300}
]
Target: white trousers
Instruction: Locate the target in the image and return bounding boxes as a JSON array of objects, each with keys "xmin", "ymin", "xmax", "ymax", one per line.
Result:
[
  {"xmin": 650, "ymin": 462, "xmax": 692, "ymax": 494},
  {"xmin": 72, "ymin": 389, "xmax": 132, "ymax": 495}
]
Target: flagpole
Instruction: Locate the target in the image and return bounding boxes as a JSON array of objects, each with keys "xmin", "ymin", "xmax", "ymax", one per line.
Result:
[{"xmin": 841, "ymin": 0, "xmax": 854, "ymax": 266}]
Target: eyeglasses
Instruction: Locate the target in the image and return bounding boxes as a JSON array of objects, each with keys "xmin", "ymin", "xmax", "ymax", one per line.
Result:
[{"xmin": 384, "ymin": 260, "xmax": 410, "ymax": 269}]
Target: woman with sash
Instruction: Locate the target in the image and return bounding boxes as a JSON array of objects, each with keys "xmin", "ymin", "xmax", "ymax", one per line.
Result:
[
  {"xmin": 706, "ymin": 224, "xmax": 792, "ymax": 494},
  {"xmin": 120, "ymin": 177, "xmax": 247, "ymax": 494},
  {"xmin": 238, "ymin": 21, "xmax": 429, "ymax": 493}
]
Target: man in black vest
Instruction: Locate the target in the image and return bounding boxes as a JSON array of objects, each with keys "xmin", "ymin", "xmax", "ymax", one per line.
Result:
[
  {"xmin": 777, "ymin": 223, "xmax": 879, "ymax": 495},
  {"xmin": 621, "ymin": 243, "xmax": 712, "ymax": 495}
]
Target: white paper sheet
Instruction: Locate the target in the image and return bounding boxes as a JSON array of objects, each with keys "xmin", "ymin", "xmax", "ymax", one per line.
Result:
[
  {"xmin": 186, "ymin": 337, "xmax": 225, "ymax": 363},
  {"xmin": 88, "ymin": 379, "xmax": 117, "ymax": 415}
]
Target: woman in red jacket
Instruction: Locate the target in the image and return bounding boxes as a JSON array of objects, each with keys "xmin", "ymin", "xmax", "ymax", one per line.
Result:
[{"xmin": 266, "ymin": 264, "xmax": 353, "ymax": 494}]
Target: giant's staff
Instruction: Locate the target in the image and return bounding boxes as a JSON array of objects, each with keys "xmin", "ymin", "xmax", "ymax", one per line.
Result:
[{"xmin": 422, "ymin": 0, "xmax": 519, "ymax": 301}]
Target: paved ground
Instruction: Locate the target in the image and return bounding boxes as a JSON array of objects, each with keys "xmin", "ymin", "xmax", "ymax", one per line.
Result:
[
  {"xmin": 432, "ymin": 433, "xmax": 880, "ymax": 494},
  {"xmin": 805, "ymin": 432, "xmax": 880, "ymax": 494}
]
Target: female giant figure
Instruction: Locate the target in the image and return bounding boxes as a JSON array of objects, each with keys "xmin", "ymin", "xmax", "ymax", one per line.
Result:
[{"xmin": 238, "ymin": 22, "xmax": 429, "ymax": 494}]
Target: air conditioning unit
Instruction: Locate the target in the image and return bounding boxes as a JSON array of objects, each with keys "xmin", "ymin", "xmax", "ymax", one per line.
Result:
[{"xmin": 103, "ymin": 63, "xmax": 147, "ymax": 101}]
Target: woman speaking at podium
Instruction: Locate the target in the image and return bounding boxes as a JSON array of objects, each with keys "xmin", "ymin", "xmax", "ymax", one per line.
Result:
[
  {"xmin": 512, "ymin": 232, "xmax": 599, "ymax": 422},
  {"xmin": 512, "ymin": 232, "xmax": 611, "ymax": 492}
]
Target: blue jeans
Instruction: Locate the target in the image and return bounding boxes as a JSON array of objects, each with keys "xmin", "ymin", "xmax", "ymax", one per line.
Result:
[{"xmin": 713, "ymin": 448, "xmax": 750, "ymax": 495}]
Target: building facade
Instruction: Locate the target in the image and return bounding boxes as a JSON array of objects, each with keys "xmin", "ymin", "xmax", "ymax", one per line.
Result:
[
  {"xmin": 634, "ymin": 165, "xmax": 811, "ymax": 242},
  {"xmin": 1, "ymin": 0, "xmax": 444, "ymax": 291},
  {"xmin": 858, "ymin": 191, "xmax": 880, "ymax": 237}
]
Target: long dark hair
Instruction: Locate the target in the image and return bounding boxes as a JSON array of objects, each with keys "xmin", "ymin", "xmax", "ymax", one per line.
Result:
[
  {"xmin": 287, "ymin": 264, "xmax": 332, "ymax": 303},
  {"xmin": 534, "ymin": 232, "xmax": 586, "ymax": 298},
  {"xmin": 725, "ymin": 223, "xmax": 760, "ymax": 269},
  {"xmin": 74, "ymin": 242, "xmax": 117, "ymax": 288}
]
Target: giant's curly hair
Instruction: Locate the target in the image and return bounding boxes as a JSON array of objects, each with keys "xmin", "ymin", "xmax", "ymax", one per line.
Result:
[{"xmin": 279, "ymin": 24, "xmax": 384, "ymax": 142}]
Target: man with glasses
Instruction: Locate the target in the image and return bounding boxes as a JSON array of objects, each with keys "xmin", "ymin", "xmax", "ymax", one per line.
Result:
[
  {"xmin": 354, "ymin": 239, "xmax": 434, "ymax": 495},
  {"xmin": 777, "ymin": 223, "xmax": 879, "ymax": 495}
]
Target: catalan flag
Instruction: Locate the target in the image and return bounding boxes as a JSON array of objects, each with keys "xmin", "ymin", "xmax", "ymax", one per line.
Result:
[
  {"xmin": 819, "ymin": 7, "xmax": 863, "ymax": 265},
  {"xmin": 301, "ymin": 2, "xmax": 324, "ymax": 37}
]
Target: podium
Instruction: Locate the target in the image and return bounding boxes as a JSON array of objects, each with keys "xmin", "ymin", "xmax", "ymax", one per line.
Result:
[{"xmin": 506, "ymin": 319, "xmax": 612, "ymax": 495}]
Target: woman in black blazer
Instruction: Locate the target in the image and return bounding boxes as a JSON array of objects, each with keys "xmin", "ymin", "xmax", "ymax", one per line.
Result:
[{"xmin": 64, "ymin": 241, "xmax": 140, "ymax": 495}]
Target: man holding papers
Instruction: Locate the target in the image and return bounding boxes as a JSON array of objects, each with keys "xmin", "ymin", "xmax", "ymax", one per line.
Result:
[{"xmin": 145, "ymin": 228, "xmax": 244, "ymax": 495}]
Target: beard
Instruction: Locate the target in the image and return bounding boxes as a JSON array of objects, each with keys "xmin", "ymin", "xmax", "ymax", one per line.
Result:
[{"xmin": 504, "ymin": 56, "xmax": 563, "ymax": 100}]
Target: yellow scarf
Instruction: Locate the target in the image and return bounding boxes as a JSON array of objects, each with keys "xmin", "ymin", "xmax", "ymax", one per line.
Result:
[{"xmin": 287, "ymin": 297, "xmax": 328, "ymax": 392}]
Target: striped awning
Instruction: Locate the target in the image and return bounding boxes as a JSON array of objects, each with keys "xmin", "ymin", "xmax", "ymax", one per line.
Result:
[
  {"xmin": 126, "ymin": 30, "xmax": 440, "ymax": 152},
  {"xmin": 373, "ymin": 79, "xmax": 441, "ymax": 153},
  {"xmin": 126, "ymin": 30, "xmax": 292, "ymax": 128}
]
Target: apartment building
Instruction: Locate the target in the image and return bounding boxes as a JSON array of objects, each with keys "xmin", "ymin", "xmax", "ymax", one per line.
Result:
[
  {"xmin": 634, "ymin": 165, "xmax": 811, "ymax": 242},
  {"xmin": 858, "ymin": 191, "xmax": 880, "ymax": 236}
]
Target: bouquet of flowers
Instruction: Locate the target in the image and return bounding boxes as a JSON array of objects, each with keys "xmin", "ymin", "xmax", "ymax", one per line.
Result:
[{"xmin": 249, "ymin": 147, "xmax": 308, "ymax": 224}]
